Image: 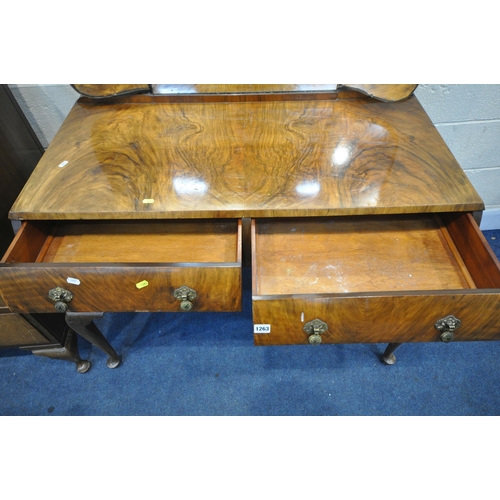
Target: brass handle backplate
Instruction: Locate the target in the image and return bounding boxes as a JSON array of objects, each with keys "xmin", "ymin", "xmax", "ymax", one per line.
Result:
[
  {"xmin": 435, "ymin": 315, "xmax": 462, "ymax": 342},
  {"xmin": 173, "ymin": 286, "xmax": 197, "ymax": 311},
  {"xmin": 303, "ymin": 319, "xmax": 328, "ymax": 345},
  {"xmin": 48, "ymin": 286, "xmax": 74, "ymax": 312}
]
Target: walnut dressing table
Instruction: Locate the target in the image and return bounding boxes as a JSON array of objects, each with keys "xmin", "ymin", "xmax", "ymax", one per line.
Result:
[{"xmin": 1, "ymin": 84, "xmax": 499, "ymax": 371}]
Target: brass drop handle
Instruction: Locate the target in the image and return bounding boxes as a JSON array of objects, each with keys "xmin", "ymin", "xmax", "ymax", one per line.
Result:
[
  {"xmin": 173, "ymin": 286, "xmax": 197, "ymax": 311},
  {"xmin": 48, "ymin": 286, "xmax": 74, "ymax": 312},
  {"xmin": 435, "ymin": 315, "xmax": 461, "ymax": 342},
  {"xmin": 303, "ymin": 319, "xmax": 328, "ymax": 345}
]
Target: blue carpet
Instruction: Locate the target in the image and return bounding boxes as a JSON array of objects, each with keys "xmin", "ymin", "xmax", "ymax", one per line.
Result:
[{"xmin": 1, "ymin": 230, "xmax": 499, "ymax": 416}]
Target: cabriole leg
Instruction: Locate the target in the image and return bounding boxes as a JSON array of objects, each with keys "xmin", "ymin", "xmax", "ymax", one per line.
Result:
[
  {"xmin": 65, "ymin": 312, "xmax": 121, "ymax": 368},
  {"xmin": 30, "ymin": 328, "xmax": 91, "ymax": 373},
  {"xmin": 382, "ymin": 343, "xmax": 403, "ymax": 365}
]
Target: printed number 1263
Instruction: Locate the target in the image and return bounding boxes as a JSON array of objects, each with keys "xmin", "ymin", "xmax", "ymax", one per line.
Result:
[{"xmin": 254, "ymin": 324, "xmax": 271, "ymax": 334}]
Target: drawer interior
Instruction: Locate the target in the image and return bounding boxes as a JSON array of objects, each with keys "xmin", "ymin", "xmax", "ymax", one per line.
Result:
[
  {"xmin": 252, "ymin": 214, "xmax": 500, "ymax": 296},
  {"xmin": 3, "ymin": 220, "xmax": 242, "ymax": 265}
]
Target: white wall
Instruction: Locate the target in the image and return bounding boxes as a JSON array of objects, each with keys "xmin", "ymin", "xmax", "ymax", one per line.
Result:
[
  {"xmin": 415, "ymin": 84, "xmax": 500, "ymax": 230},
  {"xmin": 8, "ymin": 84, "xmax": 500, "ymax": 229},
  {"xmin": 8, "ymin": 84, "xmax": 79, "ymax": 149}
]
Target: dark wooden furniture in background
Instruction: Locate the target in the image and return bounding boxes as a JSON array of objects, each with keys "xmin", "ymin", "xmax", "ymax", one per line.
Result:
[
  {"xmin": 1, "ymin": 84, "xmax": 499, "ymax": 369},
  {"xmin": 0, "ymin": 85, "xmax": 89, "ymax": 372}
]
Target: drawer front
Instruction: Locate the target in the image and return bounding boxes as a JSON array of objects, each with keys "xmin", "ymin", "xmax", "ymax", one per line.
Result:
[
  {"xmin": 253, "ymin": 292, "xmax": 500, "ymax": 345},
  {"xmin": 0, "ymin": 265, "xmax": 241, "ymax": 313}
]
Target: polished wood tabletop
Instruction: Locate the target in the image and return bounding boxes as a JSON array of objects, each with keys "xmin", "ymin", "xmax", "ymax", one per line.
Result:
[{"xmin": 10, "ymin": 94, "xmax": 483, "ymax": 221}]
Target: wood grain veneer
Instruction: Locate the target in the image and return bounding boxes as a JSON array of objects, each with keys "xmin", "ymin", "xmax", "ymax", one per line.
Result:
[
  {"xmin": 0, "ymin": 265, "xmax": 242, "ymax": 313},
  {"xmin": 253, "ymin": 293, "xmax": 500, "ymax": 345},
  {"xmin": 339, "ymin": 84, "xmax": 418, "ymax": 102},
  {"xmin": 72, "ymin": 84, "xmax": 151, "ymax": 98},
  {"xmin": 10, "ymin": 96, "xmax": 483, "ymax": 221}
]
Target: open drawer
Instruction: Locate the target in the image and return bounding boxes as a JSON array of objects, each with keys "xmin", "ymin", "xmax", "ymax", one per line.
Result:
[
  {"xmin": 0, "ymin": 219, "xmax": 242, "ymax": 313},
  {"xmin": 252, "ymin": 213, "xmax": 500, "ymax": 345}
]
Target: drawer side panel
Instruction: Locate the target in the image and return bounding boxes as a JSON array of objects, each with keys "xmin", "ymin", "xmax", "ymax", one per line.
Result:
[{"xmin": 444, "ymin": 213, "xmax": 500, "ymax": 288}]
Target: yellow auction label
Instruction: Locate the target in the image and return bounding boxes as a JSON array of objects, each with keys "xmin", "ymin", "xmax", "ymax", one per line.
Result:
[
  {"xmin": 142, "ymin": 199, "xmax": 154, "ymax": 204},
  {"xmin": 136, "ymin": 280, "xmax": 149, "ymax": 289}
]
